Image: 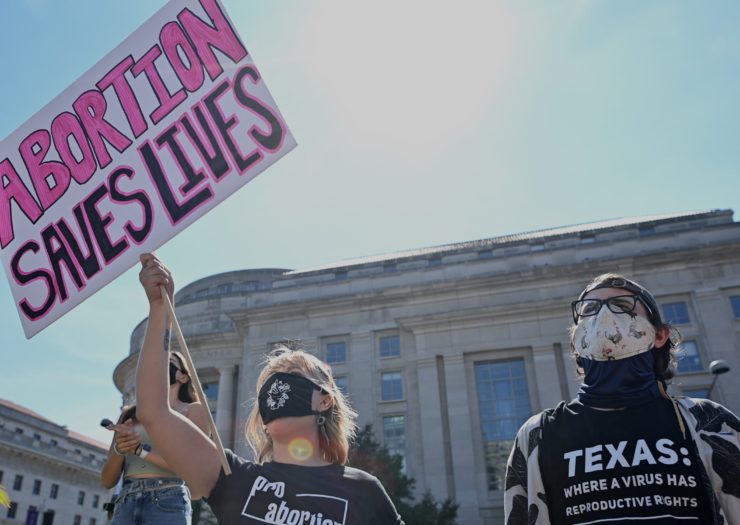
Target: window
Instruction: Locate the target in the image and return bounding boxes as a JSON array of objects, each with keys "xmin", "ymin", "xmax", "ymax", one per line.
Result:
[
  {"xmin": 580, "ymin": 234, "xmax": 595, "ymax": 244},
  {"xmin": 731, "ymin": 296, "xmax": 740, "ymax": 319},
  {"xmin": 89, "ymin": 518, "xmax": 97, "ymax": 525},
  {"xmin": 677, "ymin": 341, "xmax": 703, "ymax": 373},
  {"xmin": 73, "ymin": 515, "xmax": 82, "ymax": 525},
  {"xmin": 0, "ymin": 470, "xmax": 3, "ymax": 484},
  {"xmin": 50, "ymin": 483, "xmax": 59, "ymax": 499},
  {"xmin": 15, "ymin": 427, "xmax": 23, "ymax": 434},
  {"xmin": 662, "ymin": 302, "xmax": 690, "ymax": 325},
  {"xmin": 32, "ymin": 479, "xmax": 41, "ymax": 495},
  {"xmin": 683, "ymin": 388, "xmax": 709, "ymax": 398},
  {"xmin": 475, "ymin": 359, "xmax": 532, "ymax": 491},
  {"xmin": 202, "ymin": 382, "xmax": 219, "ymax": 401},
  {"xmin": 325, "ymin": 341, "xmax": 347, "ymax": 365},
  {"xmin": 383, "ymin": 416, "xmax": 406, "ymax": 471},
  {"xmin": 13, "ymin": 474, "xmax": 23, "ymax": 491},
  {"xmin": 216, "ymin": 283, "xmax": 232, "ymax": 294},
  {"xmin": 33, "ymin": 433, "xmax": 41, "ymax": 440},
  {"xmin": 78, "ymin": 490, "xmax": 85, "ymax": 505},
  {"xmin": 7, "ymin": 502, "xmax": 17, "ymax": 519},
  {"xmin": 381, "ymin": 372, "xmax": 404, "ymax": 401},
  {"xmin": 50, "ymin": 439, "xmax": 58, "ymax": 447},
  {"xmin": 93, "ymin": 494, "xmax": 100, "ymax": 508},
  {"xmin": 379, "ymin": 335, "xmax": 401, "ymax": 358},
  {"xmin": 334, "ymin": 376, "xmax": 349, "ymax": 397}
]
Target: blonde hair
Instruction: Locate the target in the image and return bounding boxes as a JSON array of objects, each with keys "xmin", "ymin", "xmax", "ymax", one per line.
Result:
[{"xmin": 245, "ymin": 346, "xmax": 358, "ymax": 465}]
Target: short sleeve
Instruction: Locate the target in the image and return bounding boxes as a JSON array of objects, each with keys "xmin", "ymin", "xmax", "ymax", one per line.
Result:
[
  {"xmin": 368, "ymin": 476, "xmax": 405, "ymax": 525},
  {"xmin": 205, "ymin": 449, "xmax": 254, "ymax": 520}
]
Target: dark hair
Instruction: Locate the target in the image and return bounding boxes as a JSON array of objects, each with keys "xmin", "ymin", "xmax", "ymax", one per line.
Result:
[
  {"xmin": 117, "ymin": 405, "xmax": 137, "ymax": 424},
  {"xmin": 171, "ymin": 352, "xmax": 196, "ymax": 403},
  {"xmin": 571, "ymin": 273, "xmax": 679, "ymax": 381}
]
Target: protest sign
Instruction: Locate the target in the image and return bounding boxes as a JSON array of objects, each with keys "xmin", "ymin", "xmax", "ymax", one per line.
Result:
[{"xmin": 0, "ymin": 0, "xmax": 296, "ymax": 338}]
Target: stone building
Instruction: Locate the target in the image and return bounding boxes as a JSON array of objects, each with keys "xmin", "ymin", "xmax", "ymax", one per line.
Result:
[
  {"xmin": 0, "ymin": 399, "xmax": 111, "ymax": 525},
  {"xmin": 114, "ymin": 209, "xmax": 740, "ymax": 525}
]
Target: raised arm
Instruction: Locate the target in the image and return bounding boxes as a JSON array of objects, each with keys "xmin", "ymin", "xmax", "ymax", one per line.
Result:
[{"xmin": 134, "ymin": 254, "xmax": 221, "ymax": 498}]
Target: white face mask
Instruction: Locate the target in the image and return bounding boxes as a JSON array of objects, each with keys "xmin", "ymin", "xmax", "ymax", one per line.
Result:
[{"xmin": 573, "ymin": 308, "xmax": 656, "ymax": 361}]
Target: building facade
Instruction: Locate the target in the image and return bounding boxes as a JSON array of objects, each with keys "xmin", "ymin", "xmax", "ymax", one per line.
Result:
[
  {"xmin": 0, "ymin": 400, "xmax": 111, "ymax": 525},
  {"xmin": 115, "ymin": 209, "xmax": 740, "ymax": 525}
]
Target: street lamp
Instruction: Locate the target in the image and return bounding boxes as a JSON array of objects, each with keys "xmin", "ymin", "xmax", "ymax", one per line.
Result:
[{"xmin": 706, "ymin": 359, "xmax": 730, "ymax": 400}]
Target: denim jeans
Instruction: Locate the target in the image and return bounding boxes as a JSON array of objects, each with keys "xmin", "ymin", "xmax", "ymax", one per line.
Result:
[{"xmin": 110, "ymin": 477, "xmax": 191, "ymax": 525}]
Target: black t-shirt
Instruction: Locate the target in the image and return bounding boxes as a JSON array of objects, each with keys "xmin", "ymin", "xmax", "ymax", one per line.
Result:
[
  {"xmin": 206, "ymin": 450, "xmax": 404, "ymax": 525},
  {"xmin": 538, "ymin": 398, "xmax": 714, "ymax": 524}
]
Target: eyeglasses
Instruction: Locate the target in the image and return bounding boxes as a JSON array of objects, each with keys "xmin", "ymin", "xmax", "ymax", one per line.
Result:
[
  {"xmin": 169, "ymin": 362, "xmax": 182, "ymax": 373},
  {"xmin": 571, "ymin": 295, "xmax": 642, "ymax": 323}
]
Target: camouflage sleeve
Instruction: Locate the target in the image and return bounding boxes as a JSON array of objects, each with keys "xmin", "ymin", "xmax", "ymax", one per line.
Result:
[
  {"xmin": 679, "ymin": 397, "xmax": 740, "ymax": 525},
  {"xmin": 504, "ymin": 413, "xmax": 549, "ymax": 525}
]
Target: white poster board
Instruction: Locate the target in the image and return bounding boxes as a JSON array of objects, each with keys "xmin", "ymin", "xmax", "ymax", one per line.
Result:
[{"xmin": 0, "ymin": 0, "xmax": 296, "ymax": 338}]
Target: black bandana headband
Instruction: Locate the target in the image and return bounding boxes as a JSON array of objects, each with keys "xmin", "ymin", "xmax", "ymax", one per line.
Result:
[{"xmin": 576, "ymin": 276, "xmax": 663, "ymax": 326}]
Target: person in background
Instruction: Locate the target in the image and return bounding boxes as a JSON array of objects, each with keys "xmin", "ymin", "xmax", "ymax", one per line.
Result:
[
  {"xmin": 101, "ymin": 351, "xmax": 210, "ymax": 525},
  {"xmin": 133, "ymin": 252, "xmax": 404, "ymax": 524},
  {"xmin": 504, "ymin": 273, "xmax": 740, "ymax": 525}
]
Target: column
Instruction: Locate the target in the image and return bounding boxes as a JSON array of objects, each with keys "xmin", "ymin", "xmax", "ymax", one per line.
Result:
[
  {"xmin": 532, "ymin": 344, "xmax": 565, "ymax": 409},
  {"xmin": 444, "ymin": 354, "xmax": 480, "ymax": 525},
  {"xmin": 215, "ymin": 365, "xmax": 237, "ymax": 448},
  {"xmin": 693, "ymin": 289, "xmax": 739, "ymax": 408},
  {"xmin": 417, "ymin": 357, "xmax": 450, "ymax": 498}
]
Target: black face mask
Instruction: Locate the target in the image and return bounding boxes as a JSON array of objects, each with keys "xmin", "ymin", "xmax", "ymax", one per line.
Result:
[
  {"xmin": 258, "ymin": 372, "xmax": 325, "ymax": 424},
  {"xmin": 169, "ymin": 362, "xmax": 181, "ymax": 385}
]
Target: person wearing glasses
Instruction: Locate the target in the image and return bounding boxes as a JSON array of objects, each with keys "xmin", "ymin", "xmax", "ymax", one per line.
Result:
[
  {"xmin": 101, "ymin": 351, "xmax": 210, "ymax": 524},
  {"xmin": 504, "ymin": 273, "xmax": 740, "ymax": 525}
]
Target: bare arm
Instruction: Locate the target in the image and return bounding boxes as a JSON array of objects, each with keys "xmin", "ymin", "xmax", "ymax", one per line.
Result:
[
  {"xmin": 185, "ymin": 402, "xmax": 212, "ymax": 437},
  {"xmin": 101, "ymin": 441, "xmax": 125, "ymax": 489},
  {"xmin": 101, "ymin": 419, "xmax": 140, "ymax": 489},
  {"xmin": 135, "ymin": 254, "xmax": 221, "ymax": 498},
  {"xmin": 139, "ymin": 451, "xmax": 171, "ymax": 471}
]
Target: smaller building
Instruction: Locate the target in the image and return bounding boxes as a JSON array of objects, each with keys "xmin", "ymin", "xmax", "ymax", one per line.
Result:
[{"xmin": 0, "ymin": 399, "xmax": 111, "ymax": 525}]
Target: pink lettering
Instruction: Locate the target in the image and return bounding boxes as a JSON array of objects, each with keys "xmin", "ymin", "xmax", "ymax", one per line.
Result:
[
  {"xmin": 160, "ymin": 21, "xmax": 205, "ymax": 93},
  {"xmin": 18, "ymin": 129, "xmax": 71, "ymax": 210},
  {"xmin": 178, "ymin": 0, "xmax": 247, "ymax": 80},
  {"xmin": 0, "ymin": 159, "xmax": 43, "ymax": 248},
  {"xmin": 51, "ymin": 112, "xmax": 96, "ymax": 184},
  {"xmin": 131, "ymin": 45, "xmax": 187, "ymax": 124},
  {"xmin": 97, "ymin": 55, "xmax": 148, "ymax": 138},
  {"xmin": 73, "ymin": 90, "xmax": 133, "ymax": 168}
]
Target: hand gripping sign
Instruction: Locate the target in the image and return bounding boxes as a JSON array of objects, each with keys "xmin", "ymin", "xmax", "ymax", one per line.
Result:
[{"xmin": 0, "ymin": 0, "xmax": 296, "ymax": 339}]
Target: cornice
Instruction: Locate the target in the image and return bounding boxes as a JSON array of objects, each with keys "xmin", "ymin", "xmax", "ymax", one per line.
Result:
[
  {"xmin": 0, "ymin": 441, "xmax": 103, "ymax": 477},
  {"xmin": 114, "ymin": 344, "xmax": 243, "ymax": 392}
]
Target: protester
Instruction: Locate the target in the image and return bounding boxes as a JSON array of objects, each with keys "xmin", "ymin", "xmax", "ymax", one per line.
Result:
[
  {"xmin": 101, "ymin": 351, "xmax": 210, "ymax": 525},
  {"xmin": 504, "ymin": 273, "xmax": 740, "ymax": 524},
  {"xmin": 134, "ymin": 253, "xmax": 404, "ymax": 524}
]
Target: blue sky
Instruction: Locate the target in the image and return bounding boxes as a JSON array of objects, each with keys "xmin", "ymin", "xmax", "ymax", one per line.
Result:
[{"xmin": 1, "ymin": 0, "xmax": 739, "ymax": 445}]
